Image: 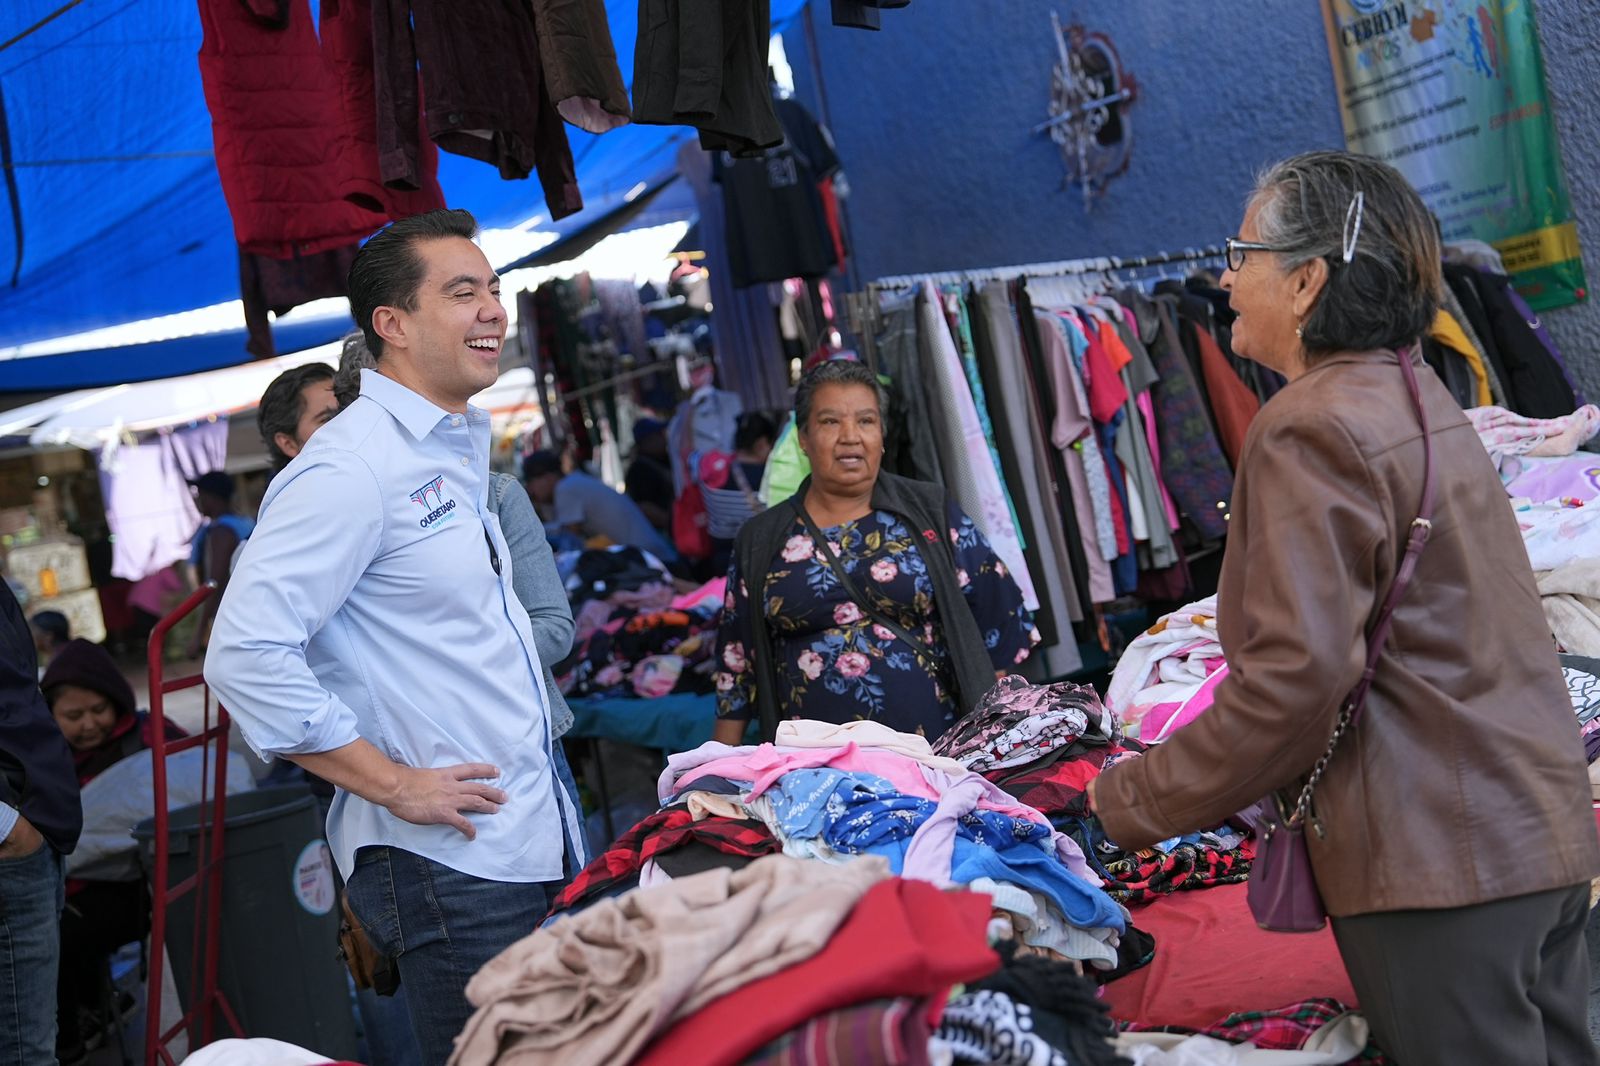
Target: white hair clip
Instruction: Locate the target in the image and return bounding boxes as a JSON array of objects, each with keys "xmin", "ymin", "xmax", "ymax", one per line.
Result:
[{"xmin": 1342, "ymin": 191, "xmax": 1365, "ymax": 264}]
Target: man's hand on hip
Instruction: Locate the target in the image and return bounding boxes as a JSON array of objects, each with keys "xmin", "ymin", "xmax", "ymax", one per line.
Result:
[
  {"xmin": 288, "ymin": 739, "xmax": 508, "ymax": 840},
  {"xmin": 384, "ymin": 764, "xmax": 507, "ymax": 841},
  {"xmin": 0, "ymin": 814, "xmax": 44, "ymax": 859}
]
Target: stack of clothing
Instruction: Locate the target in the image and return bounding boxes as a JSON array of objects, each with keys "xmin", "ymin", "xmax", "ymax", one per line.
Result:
[
  {"xmin": 1104, "ymin": 597, "xmax": 1225, "ymax": 742},
  {"xmin": 952, "ymin": 676, "xmax": 1253, "ymax": 909},
  {"xmin": 652, "ymin": 720, "xmax": 1131, "ymax": 968},
  {"xmin": 449, "ymin": 850, "xmax": 1131, "ymax": 1066},
  {"xmin": 556, "ymin": 547, "xmax": 724, "ymax": 699}
]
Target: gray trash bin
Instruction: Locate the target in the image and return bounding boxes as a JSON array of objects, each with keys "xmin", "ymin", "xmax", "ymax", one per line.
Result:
[{"xmin": 134, "ymin": 786, "xmax": 358, "ymax": 1060}]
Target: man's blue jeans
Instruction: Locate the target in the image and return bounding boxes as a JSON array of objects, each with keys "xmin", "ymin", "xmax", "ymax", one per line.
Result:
[
  {"xmin": 0, "ymin": 844, "xmax": 65, "ymax": 1066},
  {"xmin": 344, "ymin": 848, "xmax": 559, "ymax": 1066}
]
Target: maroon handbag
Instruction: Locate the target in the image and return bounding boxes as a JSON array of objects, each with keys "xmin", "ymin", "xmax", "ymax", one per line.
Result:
[{"xmin": 1247, "ymin": 348, "xmax": 1438, "ymax": 933}]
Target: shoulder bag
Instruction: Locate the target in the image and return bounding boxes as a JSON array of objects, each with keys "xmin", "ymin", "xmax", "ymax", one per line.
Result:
[
  {"xmin": 795, "ymin": 504, "xmax": 947, "ymax": 681},
  {"xmin": 1248, "ymin": 349, "xmax": 1437, "ymax": 933},
  {"xmin": 671, "ymin": 401, "xmax": 714, "ymax": 560}
]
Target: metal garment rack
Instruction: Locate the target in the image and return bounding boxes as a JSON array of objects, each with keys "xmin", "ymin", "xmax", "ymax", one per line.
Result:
[
  {"xmin": 144, "ymin": 583, "xmax": 243, "ymax": 1065},
  {"xmin": 870, "ymin": 243, "xmax": 1227, "ymax": 289}
]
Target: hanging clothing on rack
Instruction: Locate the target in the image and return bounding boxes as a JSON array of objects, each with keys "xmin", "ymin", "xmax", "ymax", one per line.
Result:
[
  {"xmin": 916, "ymin": 282, "xmax": 1039, "ymax": 611},
  {"xmin": 877, "ymin": 295, "xmax": 947, "ymax": 487},
  {"xmin": 1117, "ymin": 290, "xmax": 1233, "ymax": 543},
  {"xmin": 963, "ymin": 284, "xmax": 1084, "ymax": 674}
]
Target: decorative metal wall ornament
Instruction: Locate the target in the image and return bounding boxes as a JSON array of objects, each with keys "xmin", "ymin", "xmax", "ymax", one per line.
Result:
[{"xmin": 1035, "ymin": 12, "xmax": 1138, "ymax": 211}]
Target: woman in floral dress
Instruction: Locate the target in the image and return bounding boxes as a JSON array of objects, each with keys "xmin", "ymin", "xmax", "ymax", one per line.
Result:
[{"xmin": 711, "ymin": 360, "xmax": 1037, "ymax": 743}]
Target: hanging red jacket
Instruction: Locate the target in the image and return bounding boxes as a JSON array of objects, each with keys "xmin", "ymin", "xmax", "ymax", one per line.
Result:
[
  {"xmin": 197, "ymin": 0, "xmax": 389, "ymax": 257},
  {"xmin": 320, "ymin": 0, "xmax": 446, "ymax": 218}
]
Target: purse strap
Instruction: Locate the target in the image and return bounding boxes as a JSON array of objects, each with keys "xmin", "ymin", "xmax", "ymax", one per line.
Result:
[
  {"xmin": 1287, "ymin": 348, "xmax": 1436, "ymax": 828},
  {"xmin": 794, "ymin": 503, "xmax": 946, "ymax": 677}
]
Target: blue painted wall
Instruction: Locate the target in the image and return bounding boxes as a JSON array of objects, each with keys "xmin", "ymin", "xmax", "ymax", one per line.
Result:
[{"xmin": 787, "ymin": 0, "xmax": 1600, "ymax": 394}]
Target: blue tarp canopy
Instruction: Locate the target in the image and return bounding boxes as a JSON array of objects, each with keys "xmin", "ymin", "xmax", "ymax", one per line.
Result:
[{"xmin": 0, "ymin": 0, "xmax": 805, "ymax": 392}]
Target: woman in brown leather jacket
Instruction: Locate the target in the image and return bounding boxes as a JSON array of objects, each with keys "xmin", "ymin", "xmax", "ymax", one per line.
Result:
[{"xmin": 1090, "ymin": 151, "xmax": 1600, "ymax": 1065}]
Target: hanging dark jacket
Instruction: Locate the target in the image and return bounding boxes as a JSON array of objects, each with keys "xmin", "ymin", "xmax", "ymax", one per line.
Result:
[
  {"xmin": 1444, "ymin": 266, "xmax": 1576, "ymax": 418},
  {"xmin": 0, "ymin": 582, "xmax": 80, "ymax": 856},
  {"xmin": 529, "ymin": 0, "xmax": 632, "ymax": 134},
  {"xmin": 375, "ymin": 0, "xmax": 583, "ymax": 220},
  {"xmin": 632, "ymin": 0, "xmax": 783, "ymax": 156},
  {"xmin": 734, "ymin": 473, "xmax": 997, "ymax": 741}
]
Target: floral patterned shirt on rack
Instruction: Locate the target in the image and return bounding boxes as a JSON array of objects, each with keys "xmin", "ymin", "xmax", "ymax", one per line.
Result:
[{"xmin": 715, "ymin": 505, "xmax": 1039, "ymax": 741}]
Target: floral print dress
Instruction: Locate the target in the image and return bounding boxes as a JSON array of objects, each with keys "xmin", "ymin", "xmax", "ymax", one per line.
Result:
[{"xmin": 714, "ymin": 504, "xmax": 1039, "ymax": 741}]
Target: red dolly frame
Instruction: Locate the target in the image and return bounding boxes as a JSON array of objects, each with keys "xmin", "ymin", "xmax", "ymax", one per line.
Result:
[{"xmin": 142, "ymin": 583, "xmax": 244, "ymax": 1065}]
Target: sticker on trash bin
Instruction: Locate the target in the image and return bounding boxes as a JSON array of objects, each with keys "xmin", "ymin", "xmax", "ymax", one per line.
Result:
[{"xmin": 293, "ymin": 840, "xmax": 336, "ymax": 916}]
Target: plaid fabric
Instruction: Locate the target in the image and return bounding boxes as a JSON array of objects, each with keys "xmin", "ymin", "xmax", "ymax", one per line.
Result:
[
  {"xmin": 741, "ymin": 997, "xmax": 932, "ymax": 1066},
  {"xmin": 545, "ymin": 808, "xmax": 778, "ymax": 919},
  {"xmin": 1125, "ymin": 998, "xmax": 1389, "ymax": 1064}
]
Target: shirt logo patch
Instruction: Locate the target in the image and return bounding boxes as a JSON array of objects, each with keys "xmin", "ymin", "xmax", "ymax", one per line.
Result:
[{"xmin": 410, "ymin": 475, "xmax": 459, "ymax": 529}]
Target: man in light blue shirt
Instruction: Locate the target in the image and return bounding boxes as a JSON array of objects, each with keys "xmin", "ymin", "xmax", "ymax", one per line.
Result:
[{"xmin": 206, "ymin": 210, "xmax": 579, "ymax": 1064}]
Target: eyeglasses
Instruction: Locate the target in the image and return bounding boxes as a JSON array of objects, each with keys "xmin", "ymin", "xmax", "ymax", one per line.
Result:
[
  {"xmin": 1224, "ymin": 237, "xmax": 1292, "ymax": 272},
  {"xmin": 1226, "ymin": 193, "xmax": 1367, "ymax": 273}
]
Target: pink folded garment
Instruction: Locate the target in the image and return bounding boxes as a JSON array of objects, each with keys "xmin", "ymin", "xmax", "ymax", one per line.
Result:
[
  {"xmin": 1141, "ymin": 664, "xmax": 1229, "ymax": 742},
  {"xmin": 673, "ymin": 577, "xmax": 727, "ymax": 612}
]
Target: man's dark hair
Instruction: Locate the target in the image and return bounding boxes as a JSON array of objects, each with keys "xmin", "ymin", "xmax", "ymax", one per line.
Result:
[
  {"xmin": 522, "ymin": 450, "xmax": 564, "ymax": 482},
  {"xmin": 734, "ymin": 412, "xmax": 777, "ymax": 452},
  {"xmin": 347, "ymin": 209, "xmax": 479, "ymax": 359},
  {"xmin": 258, "ymin": 363, "xmax": 336, "ymax": 473}
]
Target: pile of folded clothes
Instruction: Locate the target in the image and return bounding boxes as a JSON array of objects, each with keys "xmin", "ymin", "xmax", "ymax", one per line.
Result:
[
  {"xmin": 555, "ymin": 547, "xmax": 725, "ymax": 699},
  {"xmin": 939, "ymin": 674, "xmax": 1254, "ymax": 907},
  {"xmin": 451, "ymin": 850, "xmax": 1129, "ymax": 1066},
  {"xmin": 1103, "ymin": 597, "xmax": 1226, "ymax": 742}
]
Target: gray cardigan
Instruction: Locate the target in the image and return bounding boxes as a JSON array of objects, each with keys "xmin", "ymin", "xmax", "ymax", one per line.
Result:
[{"xmin": 488, "ymin": 473, "xmax": 576, "ymax": 738}]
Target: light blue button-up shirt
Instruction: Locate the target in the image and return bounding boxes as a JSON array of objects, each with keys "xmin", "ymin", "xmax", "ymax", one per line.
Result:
[{"xmin": 206, "ymin": 371, "xmax": 574, "ymax": 883}]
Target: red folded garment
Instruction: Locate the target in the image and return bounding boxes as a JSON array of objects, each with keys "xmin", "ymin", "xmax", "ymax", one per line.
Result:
[{"xmin": 634, "ymin": 880, "xmax": 999, "ymax": 1066}]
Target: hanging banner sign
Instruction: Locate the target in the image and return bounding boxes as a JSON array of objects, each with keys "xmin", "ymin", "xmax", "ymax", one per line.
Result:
[{"xmin": 1320, "ymin": 0, "xmax": 1586, "ymax": 310}]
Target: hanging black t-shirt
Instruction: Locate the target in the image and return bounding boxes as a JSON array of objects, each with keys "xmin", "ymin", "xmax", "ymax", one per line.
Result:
[{"xmin": 718, "ymin": 98, "xmax": 842, "ymax": 288}]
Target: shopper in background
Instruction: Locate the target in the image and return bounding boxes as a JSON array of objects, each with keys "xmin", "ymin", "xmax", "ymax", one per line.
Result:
[
  {"xmin": 624, "ymin": 418, "xmax": 675, "ymax": 533},
  {"xmin": 257, "ymin": 362, "xmax": 340, "ymax": 475},
  {"xmin": 29, "ymin": 610, "xmax": 71, "ymax": 672},
  {"xmin": 0, "ymin": 581, "xmax": 82, "ymax": 1066},
  {"xmin": 42, "ymin": 639, "xmax": 184, "ymax": 1064},
  {"xmin": 712, "ymin": 360, "xmax": 1036, "ymax": 746},
  {"xmin": 207, "ymin": 209, "xmax": 582, "ymax": 1064},
  {"xmin": 524, "ymin": 449, "xmax": 679, "ymax": 563},
  {"xmin": 701, "ymin": 411, "xmax": 776, "ymax": 574},
  {"xmin": 1089, "ymin": 151, "xmax": 1600, "ymax": 1066},
  {"xmin": 184, "ymin": 470, "xmax": 255, "ymax": 659}
]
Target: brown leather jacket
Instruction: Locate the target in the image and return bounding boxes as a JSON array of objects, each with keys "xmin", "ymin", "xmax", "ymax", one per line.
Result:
[{"xmin": 1095, "ymin": 349, "xmax": 1600, "ymax": 917}]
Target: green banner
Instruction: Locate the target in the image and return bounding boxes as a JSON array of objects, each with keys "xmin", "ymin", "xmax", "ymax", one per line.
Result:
[{"xmin": 1320, "ymin": 0, "xmax": 1587, "ymax": 311}]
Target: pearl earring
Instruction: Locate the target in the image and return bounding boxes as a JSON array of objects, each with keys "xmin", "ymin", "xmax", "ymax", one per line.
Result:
[{"xmin": 1295, "ymin": 323, "xmax": 1304, "ymax": 339}]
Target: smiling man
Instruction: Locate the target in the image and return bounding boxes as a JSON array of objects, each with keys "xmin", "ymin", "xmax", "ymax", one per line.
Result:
[{"xmin": 205, "ymin": 209, "xmax": 581, "ymax": 1063}]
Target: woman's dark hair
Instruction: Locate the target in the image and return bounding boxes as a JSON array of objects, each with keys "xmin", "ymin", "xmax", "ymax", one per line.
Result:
[
  {"xmin": 734, "ymin": 412, "xmax": 777, "ymax": 452},
  {"xmin": 347, "ymin": 209, "xmax": 479, "ymax": 359},
  {"xmin": 793, "ymin": 360, "xmax": 887, "ymax": 433},
  {"xmin": 333, "ymin": 332, "xmax": 378, "ymax": 409},
  {"xmin": 30, "ymin": 611, "xmax": 69, "ymax": 649},
  {"xmin": 1251, "ymin": 150, "xmax": 1443, "ymax": 359},
  {"xmin": 257, "ymin": 363, "xmax": 336, "ymax": 472}
]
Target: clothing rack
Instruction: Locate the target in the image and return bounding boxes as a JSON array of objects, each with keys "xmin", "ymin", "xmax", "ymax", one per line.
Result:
[{"xmin": 870, "ymin": 244, "xmax": 1227, "ymax": 289}]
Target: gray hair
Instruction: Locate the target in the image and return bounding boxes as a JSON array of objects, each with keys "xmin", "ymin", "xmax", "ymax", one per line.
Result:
[
  {"xmin": 333, "ymin": 332, "xmax": 378, "ymax": 409},
  {"xmin": 1250, "ymin": 150, "xmax": 1442, "ymax": 359},
  {"xmin": 793, "ymin": 359, "xmax": 888, "ymax": 433}
]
